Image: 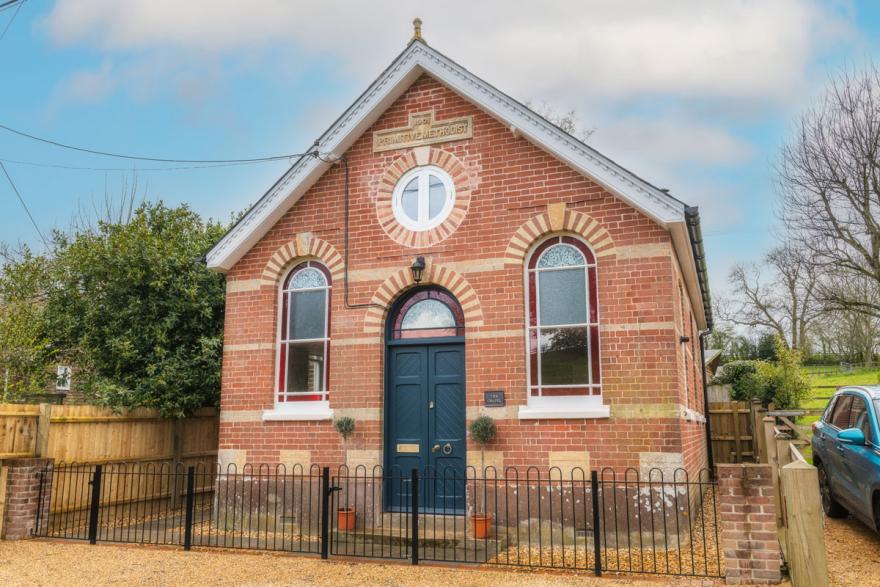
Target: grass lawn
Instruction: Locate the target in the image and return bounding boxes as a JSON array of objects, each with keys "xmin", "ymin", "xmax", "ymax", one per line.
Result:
[{"xmin": 796, "ymin": 366, "xmax": 880, "ymax": 462}]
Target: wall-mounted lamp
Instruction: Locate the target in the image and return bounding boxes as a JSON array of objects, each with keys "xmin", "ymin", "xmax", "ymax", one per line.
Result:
[{"xmin": 411, "ymin": 256, "xmax": 426, "ymax": 284}]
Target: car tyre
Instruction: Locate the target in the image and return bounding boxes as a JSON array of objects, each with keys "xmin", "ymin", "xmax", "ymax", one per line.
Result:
[
  {"xmin": 817, "ymin": 463, "xmax": 847, "ymax": 519},
  {"xmin": 874, "ymin": 496, "xmax": 880, "ymax": 535}
]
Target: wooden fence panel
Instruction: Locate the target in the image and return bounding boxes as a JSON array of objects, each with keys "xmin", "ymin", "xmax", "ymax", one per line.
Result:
[
  {"xmin": 0, "ymin": 404, "xmax": 39, "ymax": 459},
  {"xmin": 0, "ymin": 403, "xmax": 218, "ymax": 465},
  {"xmin": 708, "ymin": 401, "xmax": 754, "ymax": 463}
]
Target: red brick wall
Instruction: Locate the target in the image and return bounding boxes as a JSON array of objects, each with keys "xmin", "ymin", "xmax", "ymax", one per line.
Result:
[
  {"xmin": 219, "ymin": 74, "xmax": 706, "ymax": 475},
  {"xmin": 717, "ymin": 464, "xmax": 782, "ymax": 584},
  {"xmin": 1, "ymin": 458, "xmax": 52, "ymax": 540}
]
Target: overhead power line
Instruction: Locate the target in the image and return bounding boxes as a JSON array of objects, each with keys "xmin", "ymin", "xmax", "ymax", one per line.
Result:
[
  {"xmin": 0, "ymin": 0, "xmax": 24, "ymax": 41},
  {"xmin": 0, "ymin": 122, "xmax": 316, "ymax": 164},
  {"xmin": 0, "ymin": 0, "xmax": 24, "ymax": 12},
  {"xmin": 0, "ymin": 155, "xmax": 285, "ymax": 172},
  {"xmin": 0, "ymin": 160, "xmax": 50, "ymax": 250}
]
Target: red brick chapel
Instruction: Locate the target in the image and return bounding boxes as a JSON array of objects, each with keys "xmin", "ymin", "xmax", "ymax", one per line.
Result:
[{"xmin": 206, "ymin": 22, "xmax": 713, "ymax": 482}]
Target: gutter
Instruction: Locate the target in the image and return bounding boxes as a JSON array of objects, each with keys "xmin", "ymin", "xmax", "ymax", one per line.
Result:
[
  {"xmin": 685, "ymin": 205, "xmax": 715, "ymax": 475},
  {"xmin": 684, "ymin": 206, "xmax": 713, "ymax": 330},
  {"xmin": 699, "ymin": 330, "xmax": 716, "ymax": 477}
]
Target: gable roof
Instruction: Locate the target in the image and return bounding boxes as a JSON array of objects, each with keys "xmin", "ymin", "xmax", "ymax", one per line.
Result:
[{"xmin": 205, "ymin": 38, "xmax": 712, "ymax": 329}]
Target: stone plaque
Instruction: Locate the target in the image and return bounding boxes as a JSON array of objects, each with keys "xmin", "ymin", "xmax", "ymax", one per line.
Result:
[{"xmin": 373, "ymin": 111, "xmax": 472, "ymax": 152}]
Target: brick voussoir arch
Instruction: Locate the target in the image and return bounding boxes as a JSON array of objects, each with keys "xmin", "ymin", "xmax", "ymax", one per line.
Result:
[
  {"xmin": 363, "ymin": 261, "xmax": 484, "ymax": 333},
  {"xmin": 261, "ymin": 233, "xmax": 344, "ymax": 284},
  {"xmin": 375, "ymin": 146, "xmax": 473, "ymax": 248},
  {"xmin": 504, "ymin": 205, "xmax": 616, "ymax": 265}
]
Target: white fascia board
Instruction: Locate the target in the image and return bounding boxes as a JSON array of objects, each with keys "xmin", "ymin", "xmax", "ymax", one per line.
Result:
[{"xmin": 207, "ymin": 41, "xmax": 685, "ymax": 271}]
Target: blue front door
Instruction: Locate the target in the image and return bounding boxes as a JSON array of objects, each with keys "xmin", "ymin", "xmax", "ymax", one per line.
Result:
[{"xmin": 386, "ymin": 342, "xmax": 466, "ymax": 512}]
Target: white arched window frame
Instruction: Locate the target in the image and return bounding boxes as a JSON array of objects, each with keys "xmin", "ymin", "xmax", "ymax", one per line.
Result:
[
  {"xmin": 519, "ymin": 235, "xmax": 609, "ymax": 420},
  {"xmin": 265, "ymin": 260, "xmax": 334, "ymax": 421}
]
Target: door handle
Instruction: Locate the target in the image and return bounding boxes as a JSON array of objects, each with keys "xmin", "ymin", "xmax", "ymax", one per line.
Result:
[
  {"xmin": 442, "ymin": 443, "xmax": 453, "ymax": 455},
  {"xmin": 432, "ymin": 444, "xmax": 441, "ymax": 453}
]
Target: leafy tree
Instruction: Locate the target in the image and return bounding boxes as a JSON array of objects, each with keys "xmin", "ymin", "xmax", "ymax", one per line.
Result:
[
  {"xmin": 707, "ymin": 324, "xmax": 758, "ymax": 362},
  {"xmin": 756, "ymin": 333, "xmax": 778, "ymax": 361},
  {"xmin": 45, "ymin": 202, "xmax": 226, "ymax": 417},
  {"xmin": 762, "ymin": 337, "xmax": 810, "ymax": 410},
  {"xmin": 0, "ymin": 246, "xmax": 54, "ymax": 400}
]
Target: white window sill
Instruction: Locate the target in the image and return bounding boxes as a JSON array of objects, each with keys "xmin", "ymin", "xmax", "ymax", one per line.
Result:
[
  {"xmin": 682, "ymin": 408, "xmax": 706, "ymax": 424},
  {"xmin": 262, "ymin": 403, "xmax": 334, "ymax": 421},
  {"xmin": 518, "ymin": 404, "xmax": 610, "ymax": 420}
]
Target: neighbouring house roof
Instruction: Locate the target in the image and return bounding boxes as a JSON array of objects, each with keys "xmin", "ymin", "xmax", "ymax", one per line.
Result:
[
  {"xmin": 704, "ymin": 349, "xmax": 723, "ymax": 376},
  {"xmin": 205, "ymin": 37, "xmax": 713, "ymax": 329}
]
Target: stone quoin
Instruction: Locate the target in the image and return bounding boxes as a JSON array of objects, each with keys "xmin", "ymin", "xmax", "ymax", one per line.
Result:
[{"xmin": 206, "ymin": 21, "xmax": 713, "ymax": 482}]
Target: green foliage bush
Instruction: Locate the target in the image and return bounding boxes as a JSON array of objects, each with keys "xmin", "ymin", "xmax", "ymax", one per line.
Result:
[
  {"xmin": 0, "ymin": 247, "xmax": 54, "ymax": 399},
  {"xmin": 710, "ymin": 337, "xmax": 809, "ymax": 409},
  {"xmin": 469, "ymin": 415, "xmax": 496, "ymax": 446},
  {"xmin": 334, "ymin": 416, "xmax": 356, "ymax": 440},
  {"xmin": 763, "ymin": 337, "xmax": 810, "ymax": 410},
  {"xmin": 712, "ymin": 360, "xmax": 766, "ymax": 402},
  {"xmin": 45, "ymin": 202, "xmax": 227, "ymax": 417}
]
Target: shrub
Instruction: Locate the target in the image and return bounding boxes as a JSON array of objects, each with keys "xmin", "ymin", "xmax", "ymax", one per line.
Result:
[
  {"xmin": 469, "ymin": 415, "xmax": 497, "ymax": 446},
  {"xmin": 334, "ymin": 416, "xmax": 356, "ymax": 440},
  {"xmin": 763, "ymin": 337, "xmax": 810, "ymax": 410},
  {"xmin": 712, "ymin": 360, "xmax": 768, "ymax": 402}
]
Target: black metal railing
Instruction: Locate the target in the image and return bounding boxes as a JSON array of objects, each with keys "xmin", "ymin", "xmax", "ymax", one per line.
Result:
[{"xmin": 33, "ymin": 462, "xmax": 722, "ymax": 578}]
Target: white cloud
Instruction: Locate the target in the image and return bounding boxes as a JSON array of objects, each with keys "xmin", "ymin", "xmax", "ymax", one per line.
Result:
[
  {"xmin": 594, "ymin": 116, "xmax": 753, "ymax": 168},
  {"xmin": 42, "ymin": 0, "xmax": 851, "ymax": 107},
  {"xmin": 37, "ymin": 0, "xmax": 851, "ymax": 236}
]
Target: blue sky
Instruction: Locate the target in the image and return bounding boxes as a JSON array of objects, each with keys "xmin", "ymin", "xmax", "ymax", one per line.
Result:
[{"xmin": 1, "ymin": 1, "xmax": 879, "ymax": 299}]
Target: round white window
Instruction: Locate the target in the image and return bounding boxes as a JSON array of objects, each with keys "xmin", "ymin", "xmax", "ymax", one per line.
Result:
[{"xmin": 391, "ymin": 166, "xmax": 455, "ymax": 232}]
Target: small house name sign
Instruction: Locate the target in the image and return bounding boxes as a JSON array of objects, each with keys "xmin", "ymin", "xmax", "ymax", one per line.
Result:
[{"xmin": 483, "ymin": 390, "xmax": 505, "ymax": 407}]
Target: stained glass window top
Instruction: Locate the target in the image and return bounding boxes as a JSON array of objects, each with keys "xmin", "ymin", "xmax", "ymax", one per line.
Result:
[
  {"xmin": 400, "ymin": 299, "xmax": 456, "ymax": 330},
  {"xmin": 289, "ymin": 267, "xmax": 327, "ymax": 290},
  {"xmin": 537, "ymin": 244, "xmax": 585, "ymax": 269}
]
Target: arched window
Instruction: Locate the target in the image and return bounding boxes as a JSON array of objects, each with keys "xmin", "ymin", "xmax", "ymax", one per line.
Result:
[
  {"xmin": 525, "ymin": 236, "xmax": 600, "ymax": 400},
  {"xmin": 277, "ymin": 261, "xmax": 331, "ymax": 403},
  {"xmin": 390, "ymin": 288, "xmax": 464, "ymax": 340}
]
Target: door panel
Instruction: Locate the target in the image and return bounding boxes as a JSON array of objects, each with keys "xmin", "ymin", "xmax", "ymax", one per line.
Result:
[
  {"xmin": 427, "ymin": 346, "xmax": 466, "ymax": 511},
  {"xmin": 386, "ymin": 343, "xmax": 466, "ymax": 512},
  {"xmin": 387, "ymin": 346, "xmax": 428, "ymax": 509}
]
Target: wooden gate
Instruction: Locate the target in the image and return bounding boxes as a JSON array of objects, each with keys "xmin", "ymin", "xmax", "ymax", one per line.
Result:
[{"xmin": 708, "ymin": 400, "xmax": 759, "ymax": 463}]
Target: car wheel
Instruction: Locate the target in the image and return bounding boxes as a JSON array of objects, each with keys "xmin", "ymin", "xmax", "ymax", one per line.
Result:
[{"xmin": 817, "ymin": 463, "xmax": 847, "ymax": 519}]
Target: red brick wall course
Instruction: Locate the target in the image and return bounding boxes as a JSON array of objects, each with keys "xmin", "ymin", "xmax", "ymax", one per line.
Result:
[{"xmin": 717, "ymin": 464, "xmax": 782, "ymax": 584}]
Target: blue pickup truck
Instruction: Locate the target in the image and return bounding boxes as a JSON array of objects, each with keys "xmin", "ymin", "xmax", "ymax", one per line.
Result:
[{"xmin": 811, "ymin": 385, "xmax": 880, "ymax": 532}]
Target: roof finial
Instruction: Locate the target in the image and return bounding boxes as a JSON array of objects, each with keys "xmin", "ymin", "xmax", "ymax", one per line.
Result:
[{"xmin": 411, "ymin": 17, "xmax": 424, "ymax": 44}]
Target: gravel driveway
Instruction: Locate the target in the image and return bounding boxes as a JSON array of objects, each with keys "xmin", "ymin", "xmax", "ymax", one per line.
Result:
[
  {"xmin": 0, "ymin": 515, "xmax": 876, "ymax": 586},
  {"xmin": 0, "ymin": 540, "xmax": 716, "ymax": 587}
]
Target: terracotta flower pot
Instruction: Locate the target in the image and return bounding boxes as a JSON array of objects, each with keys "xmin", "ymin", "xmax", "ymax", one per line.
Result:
[
  {"xmin": 471, "ymin": 513, "xmax": 491, "ymax": 539},
  {"xmin": 337, "ymin": 507, "xmax": 356, "ymax": 531}
]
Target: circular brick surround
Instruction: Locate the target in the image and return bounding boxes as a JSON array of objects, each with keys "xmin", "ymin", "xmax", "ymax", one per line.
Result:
[{"xmin": 375, "ymin": 147, "xmax": 472, "ymax": 248}]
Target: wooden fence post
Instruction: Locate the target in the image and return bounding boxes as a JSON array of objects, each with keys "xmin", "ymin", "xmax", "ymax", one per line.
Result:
[
  {"xmin": 751, "ymin": 400, "xmax": 766, "ymax": 463},
  {"xmin": 781, "ymin": 461, "xmax": 828, "ymax": 587},
  {"xmin": 763, "ymin": 416, "xmax": 784, "ymax": 527},
  {"xmin": 36, "ymin": 404, "xmax": 52, "ymax": 458}
]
